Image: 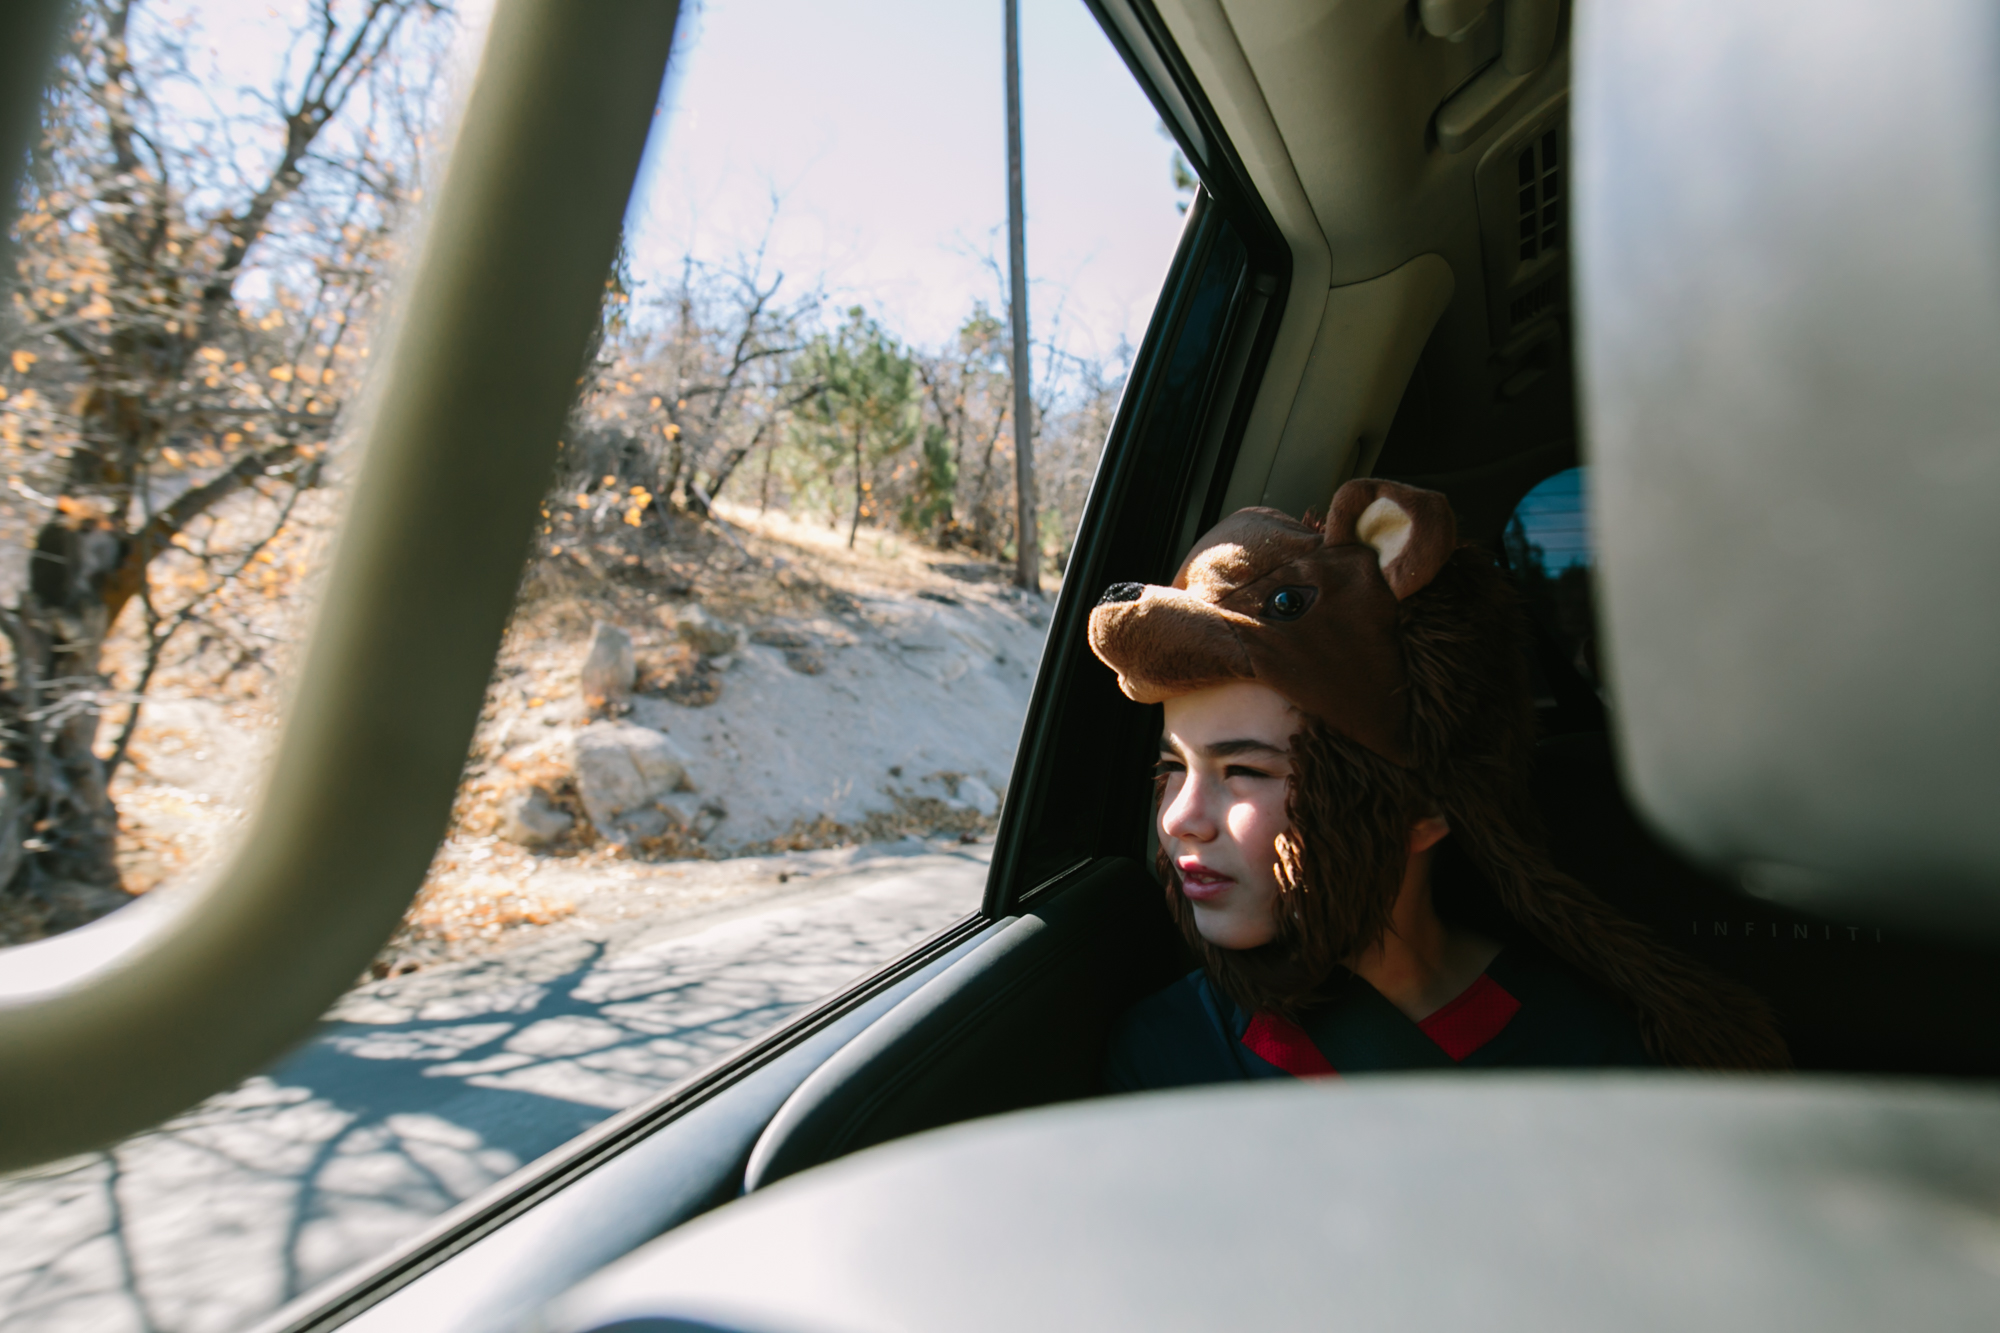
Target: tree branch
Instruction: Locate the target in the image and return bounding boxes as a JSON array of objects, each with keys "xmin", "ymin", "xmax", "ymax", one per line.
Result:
[
  {"xmin": 104, "ymin": 471, "xmax": 310, "ymax": 778},
  {"xmin": 97, "ymin": 441, "xmax": 303, "ymax": 626},
  {"xmin": 196, "ymin": 0, "xmax": 417, "ymax": 343}
]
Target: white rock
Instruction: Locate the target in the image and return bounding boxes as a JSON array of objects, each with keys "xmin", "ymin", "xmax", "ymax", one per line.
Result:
[
  {"xmin": 611, "ymin": 805, "xmax": 671, "ymax": 841},
  {"xmin": 956, "ymin": 775, "xmax": 1000, "ymax": 817},
  {"xmin": 600, "ymin": 794, "xmax": 727, "ymax": 844},
  {"xmin": 676, "ymin": 604, "xmax": 741, "ymax": 658},
  {"xmin": 625, "ymin": 696, "xmax": 676, "ymax": 731},
  {"xmin": 570, "ymin": 722, "xmax": 692, "ymax": 838},
  {"xmin": 580, "ymin": 621, "xmax": 635, "ymax": 708},
  {"xmin": 500, "ymin": 788, "xmax": 573, "ymax": 847},
  {"xmin": 661, "ymin": 793, "xmax": 728, "ymax": 841},
  {"xmin": 909, "ymin": 771, "xmax": 995, "ymax": 813}
]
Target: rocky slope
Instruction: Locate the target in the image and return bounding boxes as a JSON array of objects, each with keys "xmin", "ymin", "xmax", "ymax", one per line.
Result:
[{"xmin": 22, "ymin": 499, "xmax": 1052, "ymax": 963}]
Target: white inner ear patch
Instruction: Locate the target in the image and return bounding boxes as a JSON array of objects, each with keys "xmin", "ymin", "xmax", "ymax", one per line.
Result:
[{"xmin": 1355, "ymin": 496, "xmax": 1412, "ymax": 568}]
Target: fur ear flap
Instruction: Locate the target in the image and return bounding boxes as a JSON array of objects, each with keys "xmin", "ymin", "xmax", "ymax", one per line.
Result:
[{"xmin": 1326, "ymin": 478, "xmax": 1458, "ymax": 599}]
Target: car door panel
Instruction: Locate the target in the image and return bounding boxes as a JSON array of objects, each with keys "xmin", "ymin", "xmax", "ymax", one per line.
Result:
[{"xmin": 744, "ymin": 856, "xmax": 1180, "ymax": 1191}]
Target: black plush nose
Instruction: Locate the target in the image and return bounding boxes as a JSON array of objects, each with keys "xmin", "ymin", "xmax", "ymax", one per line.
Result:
[{"xmin": 1097, "ymin": 582, "xmax": 1145, "ymax": 606}]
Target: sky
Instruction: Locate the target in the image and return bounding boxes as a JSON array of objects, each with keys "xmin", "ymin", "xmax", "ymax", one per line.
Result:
[
  {"xmin": 628, "ymin": 0, "xmax": 1192, "ymax": 361},
  {"xmin": 165, "ymin": 0, "xmax": 1188, "ymax": 367}
]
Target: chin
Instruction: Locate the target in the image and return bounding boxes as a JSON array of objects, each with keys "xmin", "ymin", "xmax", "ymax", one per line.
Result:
[{"xmin": 1191, "ymin": 908, "xmax": 1276, "ymax": 952}]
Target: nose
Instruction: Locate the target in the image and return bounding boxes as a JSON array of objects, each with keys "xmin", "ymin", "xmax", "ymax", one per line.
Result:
[{"xmin": 1159, "ymin": 769, "xmax": 1216, "ymax": 845}]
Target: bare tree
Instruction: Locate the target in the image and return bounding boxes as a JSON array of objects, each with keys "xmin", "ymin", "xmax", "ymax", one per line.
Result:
[
  {"xmin": 539, "ymin": 237, "xmax": 819, "ymax": 566},
  {"xmin": 544, "ymin": 226, "xmax": 1123, "ymax": 583},
  {"xmin": 0, "ymin": 0, "xmax": 449, "ymax": 896},
  {"xmin": 1031, "ymin": 341, "xmax": 1126, "ymax": 573},
  {"xmin": 911, "ymin": 305, "xmax": 1011, "ymax": 550}
]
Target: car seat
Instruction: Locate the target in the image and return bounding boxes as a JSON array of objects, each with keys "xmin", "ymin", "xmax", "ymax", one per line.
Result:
[{"xmin": 1531, "ymin": 731, "xmax": 2000, "ymax": 1076}]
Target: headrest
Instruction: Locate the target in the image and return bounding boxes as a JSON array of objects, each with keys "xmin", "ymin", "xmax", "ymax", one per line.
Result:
[{"xmin": 1577, "ymin": 0, "xmax": 2000, "ymax": 937}]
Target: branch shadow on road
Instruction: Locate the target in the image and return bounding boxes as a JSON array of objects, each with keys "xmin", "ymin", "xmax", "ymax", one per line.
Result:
[{"xmin": 0, "ymin": 853, "xmax": 983, "ymax": 1333}]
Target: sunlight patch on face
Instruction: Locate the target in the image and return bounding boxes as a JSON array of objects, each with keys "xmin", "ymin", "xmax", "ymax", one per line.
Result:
[{"xmin": 1158, "ymin": 682, "xmax": 1300, "ymax": 951}]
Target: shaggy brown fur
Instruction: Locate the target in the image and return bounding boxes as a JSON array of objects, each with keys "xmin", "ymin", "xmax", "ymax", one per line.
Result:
[
  {"xmin": 1161, "ymin": 546, "xmax": 1792, "ymax": 1071},
  {"xmin": 1089, "ymin": 503, "xmax": 1427, "ymax": 764}
]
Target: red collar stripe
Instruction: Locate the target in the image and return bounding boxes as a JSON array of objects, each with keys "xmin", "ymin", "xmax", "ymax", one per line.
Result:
[
  {"xmin": 1241, "ymin": 1012, "xmax": 1339, "ymax": 1078},
  {"xmin": 1418, "ymin": 973, "xmax": 1522, "ymax": 1061}
]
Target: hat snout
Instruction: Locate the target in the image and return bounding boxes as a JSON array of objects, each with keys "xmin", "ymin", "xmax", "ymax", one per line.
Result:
[{"xmin": 1086, "ymin": 583, "xmax": 1256, "ymax": 704}]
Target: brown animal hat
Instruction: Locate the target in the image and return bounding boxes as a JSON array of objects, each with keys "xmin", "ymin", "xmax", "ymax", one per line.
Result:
[
  {"xmin": 1095, "ymin": 478, "xmax": 1791, "ymax": 1070},
  {"xmin": 1087, "ymin": 479, "xmax": 1456, "ymax": 763}
]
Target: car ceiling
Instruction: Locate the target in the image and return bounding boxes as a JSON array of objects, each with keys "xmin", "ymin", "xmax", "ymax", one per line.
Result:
[{"xmin": 1148, "ymin": 0, "xmax": 1576, "ymax": 543}]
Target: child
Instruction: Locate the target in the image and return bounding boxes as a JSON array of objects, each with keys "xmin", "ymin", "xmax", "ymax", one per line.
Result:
[{"xmin": 1088, "ymin": 479, "xmax": 1788, "ymax": 1087}]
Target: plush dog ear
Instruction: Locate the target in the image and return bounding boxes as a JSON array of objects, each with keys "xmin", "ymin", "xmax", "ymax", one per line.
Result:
[{"xmin": 1325, "ymin": 478, "xmax": 1457, "ymax": 599}]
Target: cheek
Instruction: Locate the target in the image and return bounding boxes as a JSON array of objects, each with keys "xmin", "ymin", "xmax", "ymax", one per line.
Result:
[{"xmin": 1224, "ymin": 789, "xmax": 1290, "ymax": 871}]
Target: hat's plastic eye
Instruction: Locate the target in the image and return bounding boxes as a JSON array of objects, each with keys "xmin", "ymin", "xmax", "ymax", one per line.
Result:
[{"xmin": 1263, "ymin": 585, "xmax": 1316, "ymax": 621}]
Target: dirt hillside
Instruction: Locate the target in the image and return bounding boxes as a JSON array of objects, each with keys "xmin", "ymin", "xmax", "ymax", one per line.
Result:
[{"xmin": 3, "ymin": 495, "xmax": 1052, "ymax": 964}]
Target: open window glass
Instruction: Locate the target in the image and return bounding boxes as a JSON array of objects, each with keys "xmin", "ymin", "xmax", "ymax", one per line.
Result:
[{"xmin": 0, "ymin": 2, "xmax": 1187, "ymax": 1328}]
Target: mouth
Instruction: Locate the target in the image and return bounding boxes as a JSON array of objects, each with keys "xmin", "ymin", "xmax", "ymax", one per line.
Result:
[{"xmin": 1176, "ymin": 858, "xmax": 1235, "ymax": 903}]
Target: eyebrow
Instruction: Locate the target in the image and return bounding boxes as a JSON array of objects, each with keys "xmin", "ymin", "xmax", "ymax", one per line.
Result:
[{"xmin": 1158, "ymin": 735, "xmax": 1290, "ymax": 760}]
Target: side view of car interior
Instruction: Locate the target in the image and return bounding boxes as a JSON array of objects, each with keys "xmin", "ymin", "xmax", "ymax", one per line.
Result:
[{"xmin": 4, "ymin": 0, "xmax": 1997, "ymax": 1329}]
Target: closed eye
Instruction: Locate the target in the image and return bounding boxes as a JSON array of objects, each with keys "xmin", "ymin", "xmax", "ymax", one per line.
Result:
[
  {"xmin": 1153, "ymin": 758, "xmax": 1186, "ymax": 778},
  {"xmin": 1224, "ymin": 764, "xmax": 1278, "ymax": 780}
]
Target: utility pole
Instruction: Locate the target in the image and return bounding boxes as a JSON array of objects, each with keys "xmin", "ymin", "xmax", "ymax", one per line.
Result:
[{"xmin": 1004, "ymin": 0, "xmax": 1040, "ymax": 593}]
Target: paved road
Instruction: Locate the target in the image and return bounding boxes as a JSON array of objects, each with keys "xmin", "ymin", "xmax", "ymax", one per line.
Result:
[{"xmin": 0, "ymin": 843, "xmax": 989, "ymax": 1333}]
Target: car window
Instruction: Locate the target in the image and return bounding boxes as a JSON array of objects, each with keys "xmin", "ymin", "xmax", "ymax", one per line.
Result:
[
  {"xmin": 1502, "ymin": 465, "xmax": 1600, "ymax": 703},
  {"xmin": 0, "ymin": 1, "xmax": 1183, "ymax": 1328}
]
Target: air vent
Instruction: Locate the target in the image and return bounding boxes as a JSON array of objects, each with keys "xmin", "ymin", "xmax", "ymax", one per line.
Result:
[
  {"xmin": 1509, "ymin": 278, "xmax": 1560, "ymax": 327},
  {"xmin": 1516, "ymin": 128, "xmax": 1562, "ymax": 263}
]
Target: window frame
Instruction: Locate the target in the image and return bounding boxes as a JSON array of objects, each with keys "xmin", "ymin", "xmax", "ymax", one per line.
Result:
[{"xmin": 988, "ymin": 0, "xmax": 1294, "ymax": 916}]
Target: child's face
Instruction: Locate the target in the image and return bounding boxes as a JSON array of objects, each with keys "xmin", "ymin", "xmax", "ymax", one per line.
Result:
[{"xmin": 1157, "ymin": 682, "xmax": 1300, "ymax": 950}]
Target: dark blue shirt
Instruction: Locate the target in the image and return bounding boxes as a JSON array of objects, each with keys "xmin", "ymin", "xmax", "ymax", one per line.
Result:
[{"xmin": 1104, "ymin": 944, "xmax": 1653, "ymax": 1092}]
